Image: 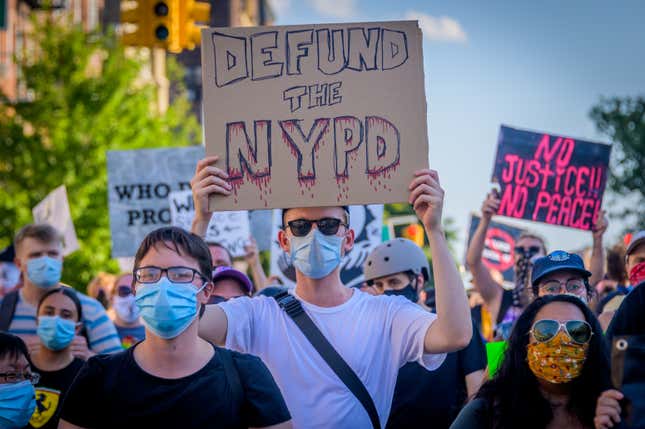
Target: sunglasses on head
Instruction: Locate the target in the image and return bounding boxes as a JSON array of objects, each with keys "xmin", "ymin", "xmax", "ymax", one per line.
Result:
[
  {"xmin": 515, "ymin": 245, "xmax": 542, "ymax": 255},
  {"xmin": 530, "ymin": 319, "xmax": 593, "ymax": 344},
  {"xmin": 284, "ymin": 218, "xmax": 347, "ymax": 237}
]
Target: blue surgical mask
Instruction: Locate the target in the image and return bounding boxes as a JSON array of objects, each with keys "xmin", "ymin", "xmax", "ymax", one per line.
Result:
[
  {"xmin": 135, "ymin": 277, "xmax": 204, "ymax": 339},
  {"xmin": 26, "ymin": 256, "xmax": 62, "ymax": 289},
  {"xmin": 37, "ymin": 315, "xmax": 77, "ymax": 351},
  {"xmin": 290, "ymin": 229, "xmax": 343, "ymax": 279},
  {"xmin": 0, "ymin": 380, "xmax": 36, "ymax": 429},
  {"xmin": 113, "ymin": 295, "xmax": 140, "ymax": 324}
]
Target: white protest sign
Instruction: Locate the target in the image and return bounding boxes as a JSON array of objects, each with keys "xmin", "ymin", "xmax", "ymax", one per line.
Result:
[
  {"xmin": 107, "ymin": 146, "xmax": 203, "ymax": 257},
  {"xmin": 201, "ymin": 21, "xmax": 428, "ymax": 211},
  {"xmin": 269, "ymin": 204, "xmax": 384, "ymax": 288},
  {"xmin": 169, "ymin": 190, "xmax": 250, "ymax": 257},
  {"xmin": 32, "ymin": 185, "xmax": 80, "ymax": 256}
]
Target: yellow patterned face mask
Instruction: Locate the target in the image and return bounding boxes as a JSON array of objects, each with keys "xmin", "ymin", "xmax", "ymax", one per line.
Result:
[{"xmin": 527, "ymin": 331, "xmax": 588, "ymax": 384}]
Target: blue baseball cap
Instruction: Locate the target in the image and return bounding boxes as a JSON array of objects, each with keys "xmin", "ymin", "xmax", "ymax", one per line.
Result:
[{"xmin": 531, "ymin": 250, "xmax": 592, "ymax": 286}]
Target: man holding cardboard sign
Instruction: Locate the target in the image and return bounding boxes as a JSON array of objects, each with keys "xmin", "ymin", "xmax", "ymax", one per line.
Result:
[{"xmin": 193, "ymin": 156, "xmax": 472, "ymax": 429}]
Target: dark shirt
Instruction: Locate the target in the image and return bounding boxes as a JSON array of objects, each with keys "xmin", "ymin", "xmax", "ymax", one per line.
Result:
[
  {"xmin": 27, "ymin": 358, "xmax": 84, "ymax": 429},
  {"xmin": 114, "ymin": 324, "xmax": 145, "ymax": 349},
  {"xmin": 606, "ymin": 282, "xmax": 645, "ymax": 345},
  {"xmin": 60, "ymin": 343, "xmax": 290, "ymax": 429},
  {"xmin": 387, "ymin": 321, "xmax": 487, "ymax": 429}
]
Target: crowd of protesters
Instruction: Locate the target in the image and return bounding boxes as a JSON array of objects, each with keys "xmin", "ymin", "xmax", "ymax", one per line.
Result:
[{"xmin": 0, "ymin": 155, "xmax": 643, "ymax": 429}]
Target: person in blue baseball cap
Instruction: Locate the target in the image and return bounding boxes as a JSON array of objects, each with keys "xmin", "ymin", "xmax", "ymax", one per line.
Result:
[{"xmin": 531, "ymin": 250, "xmax": 593, "ymax": 304}]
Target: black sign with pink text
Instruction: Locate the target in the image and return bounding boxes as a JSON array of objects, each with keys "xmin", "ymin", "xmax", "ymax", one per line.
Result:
[{"xmin": 492, "ymin": 125, "xmax": 611, "ymax": 231}]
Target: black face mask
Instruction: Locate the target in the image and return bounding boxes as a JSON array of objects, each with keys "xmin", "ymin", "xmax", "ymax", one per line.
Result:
[{"xmin": 384, "ymin": 283, "xmax": 418, "ymax": 303}]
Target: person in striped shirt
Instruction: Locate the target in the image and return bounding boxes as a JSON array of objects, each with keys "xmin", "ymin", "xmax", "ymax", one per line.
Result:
[{"xmin": 0, "ymin": 224, "xmax": 122, "ymax": 357}]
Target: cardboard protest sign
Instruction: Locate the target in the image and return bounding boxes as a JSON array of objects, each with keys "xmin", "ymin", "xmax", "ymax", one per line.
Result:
[
  {"xmin": 466, "ymin": 214, "xmax": 526, "ymax": 286},
  {"xmin": 270, "ymin": 205, "xmax": 384, "ymax": 287},
  {"xmin": 32, "ymin": 185, "xmax": 80, "ymax": 256},
  {"xmin": 107, "ymin": 146, "xmax": 203, "ymax": 257},
  {"xmin": 492, "ymin": 125, "xmax": 611, "ymax": 230},
  {"xmin": 169, "ymin": 190, "xmax": 250, "ymax": 257},
  {"xmin": 201, "ymin": 21, "xmax": 428, "ymax": 211}
]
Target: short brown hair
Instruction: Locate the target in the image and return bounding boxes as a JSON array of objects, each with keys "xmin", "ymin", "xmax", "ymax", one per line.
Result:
[
  {"xmin": 14, "ymin": 223, "xmax": 63, "ymax": 254},
  {"xmin": 133, "ymin": 227, "xmax": 213, "ymax": 282}
]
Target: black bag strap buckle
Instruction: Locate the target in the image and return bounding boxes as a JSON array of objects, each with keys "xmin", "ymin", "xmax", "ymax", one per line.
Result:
[{"xmin": 274, "ymin": 291, "xmax": 304, "ymax": 317}]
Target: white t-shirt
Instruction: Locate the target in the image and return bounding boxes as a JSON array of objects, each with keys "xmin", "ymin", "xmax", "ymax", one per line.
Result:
[{"xmin": 219, "ymin": 289, "xmax": 445, "ymax": 429}]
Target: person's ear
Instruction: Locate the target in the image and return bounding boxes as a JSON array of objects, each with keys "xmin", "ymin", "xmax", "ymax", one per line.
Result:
[
  {"xmin": 342, "ymin": 228, "xmax": 355, "ymax": 254},
  {"xmin": 278, "ymin": 229, "xmax": 290, "ymax": 254},
  {"xmin": 198, "ymin": 282, "xmax": 213, "ymax": 304},
  {"xmin": 415, "ymin": 273, "xmax": 425, "ymax": 291},
  {"xmin": 13, "ymin": 255, "xmax": 24, "ymax": 272}
]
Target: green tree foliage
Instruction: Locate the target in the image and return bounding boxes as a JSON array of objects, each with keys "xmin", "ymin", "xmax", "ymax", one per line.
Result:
[
  {"xmin": 590, "ymin": 96, "xmax": 645, "ymax": 229},
  {"xmin": 0, "ymin": 14, "xmax": 200, "ymax": 291}
]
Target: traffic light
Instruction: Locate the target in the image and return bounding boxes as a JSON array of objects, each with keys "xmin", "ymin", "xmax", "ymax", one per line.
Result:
[
  {"xmin": 121, "ymin": 0, "xmax": 153, "ymax": 47},
  {"xmin": 403, "ymin": 223, "xmax": 425, "ymax": 247},
  {"xmin": 174, "ymin": 0, "xmax": 211, "ymax": 53},
  {"xmin": 151, "ymin": 0, "xmax": 173, "ymax": 48},
  {"xmin": 120, "ymin": 0, "xmax": 210, "ymax": 52}
]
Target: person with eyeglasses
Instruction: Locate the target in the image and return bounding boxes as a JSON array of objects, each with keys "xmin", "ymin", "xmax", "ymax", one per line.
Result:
[
  {"xmin": 0, "ymin": 332, "xmax": 38, "ymax": 429},
  {"xmin": 531, "ymin": 251, "xmax": 594, "ymax": 304},
  {"xmin": 26, "ymin": 287, "xmax": 85, "ymax": 429},
  {"xmin": 191, "ymin": 156, "xmax": 472, "ymax": 429},
  {"xmin": 466, "ymin": 191, "xmax": 607, "ymax": 342},
  {"xmin": 106, "ymin": 273, "xmax": 145, "ymax": 349},
  {"xmin": 450, "ymin": 294, "xmax": 611, "ymax": 429},
  {"xmin": 58, "ymin": 227, "xmax": 291, "ymax": 429}
]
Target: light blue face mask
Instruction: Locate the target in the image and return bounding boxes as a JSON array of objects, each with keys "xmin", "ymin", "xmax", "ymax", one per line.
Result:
[
  {"xmin": 290, "ymin": 228, "xmax": 343, "ymax": 279},
  {"xmin": 26, "ymin": 256, "xmax": 62, "ymax": 289},
  {"xmin": 135, "ymin": 277, "xmax": 204, "ymax": 339},
  {"xmin": 37, "ymin": 315, "xmax": 77, "ymax": 351},
  {"xmin": 0, "ymin": 380, "xmax": 36, "ymax": 429}
]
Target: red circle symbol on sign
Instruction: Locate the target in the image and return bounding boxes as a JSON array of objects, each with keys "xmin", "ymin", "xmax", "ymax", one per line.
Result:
[{"xmin": 482, "ymin": 227, "xmax": 516, "ymax": 273}]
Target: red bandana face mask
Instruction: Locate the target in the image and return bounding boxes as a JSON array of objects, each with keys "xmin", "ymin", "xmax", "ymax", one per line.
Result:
[{"xmin": 629, "ymin": 261, "xmax": 645, "ymax": 287}]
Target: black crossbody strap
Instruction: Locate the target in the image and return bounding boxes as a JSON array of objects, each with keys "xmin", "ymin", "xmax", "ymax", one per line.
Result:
[{"xmin": 273, "ymin": 291, "xmax": 381, "ymax": 429}]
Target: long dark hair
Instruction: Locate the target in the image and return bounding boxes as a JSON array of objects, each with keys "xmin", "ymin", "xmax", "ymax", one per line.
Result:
[{"xmin": 476, "ymin": 295, "xmax": 611, "ymax": 429}]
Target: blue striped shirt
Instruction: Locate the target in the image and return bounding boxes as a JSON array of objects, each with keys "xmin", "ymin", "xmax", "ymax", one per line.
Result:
[{"xmin": 1, "ymin": 289, "xmax": 123, "ymax": 354}]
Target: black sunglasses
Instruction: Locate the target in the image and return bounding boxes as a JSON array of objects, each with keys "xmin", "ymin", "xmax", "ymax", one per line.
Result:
[
  {"xmin": 530, "ymin": 319, "xmax": 593, "ymax": 344},
  {"xmin": 284, "ymin": 218, "xmax": 347, "ymax": 237},
  {"xmin": 514, "ymin": 245, "xmax": 541, "ymax": 255}
]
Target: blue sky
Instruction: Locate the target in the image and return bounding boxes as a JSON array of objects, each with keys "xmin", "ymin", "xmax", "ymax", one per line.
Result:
[{"xmin": 268, "ymin": 0, "xmax": 645, "ymax": 258}]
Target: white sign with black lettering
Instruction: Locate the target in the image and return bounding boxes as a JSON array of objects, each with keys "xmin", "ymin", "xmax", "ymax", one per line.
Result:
[{"xmin": 169, "ymin": 190, "xmax": 250, "ymax": 257}]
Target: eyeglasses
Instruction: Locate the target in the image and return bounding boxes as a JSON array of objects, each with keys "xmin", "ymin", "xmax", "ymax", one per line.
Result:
[
  {"xmin": 284, "ymin": 218, "xmax": 347, "ymax": 237},
  {"xmin": 514, "ymin": 245, "xmax": 542, "ymax": 255},
  {"xmin": 539, "ymin": 279, "xmax": 586, "ymax": 295},
  {"xmin": 134, "ymin": 266, "xmax": 208, "ymax": 284},
  {"xmin": 530, "ymin": 319, "xmax": 593, "ymax": 344},
  {"xmin": 0, "ymin": 371, "xmax": 40, "ymax": 385}
]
